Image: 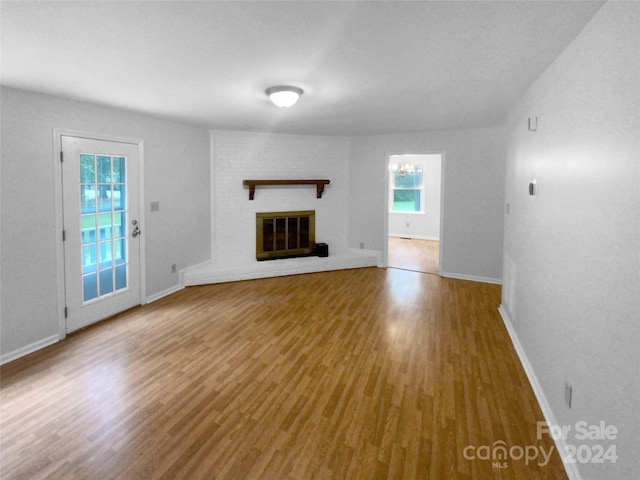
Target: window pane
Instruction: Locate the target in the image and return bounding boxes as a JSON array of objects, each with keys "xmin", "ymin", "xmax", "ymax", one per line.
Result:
[
  {"xmin": 114, "ymin": 212, "xmax": 125, "ymax": 238},
  {"xmin": 112, "ymin": 156, "xmax": 126, "ymax": 183},
  {"xmin": 98, "ymin": 213, "xmax": 112, "ymax": 241},
  {"xmin": 80, "ymin": 154, "xmax": 96, "ymax": 183},
  {"xmin": 98, "ymin": 185, "xmax": 112, "ymax": 212},
  {"xmin": 83, "ymin": 273, "xmax": 98, "ymax": 302},
  {"xmin": 97, "ymin": 155, "xmax": 111, "ymax": 183},
  {"xmin": 82, "ymin": 244, "xmax": 97, "ymax": 273},
  {"xmin": 113, "ymin": 184, "xmax": 125, "ymax": 211},
  {"xmin": 81, "ymin": 185, "xmax": 96, "ymax": 213},
  {"xmin": 81, "ymin": 215, "xmax": 96, "ymax": 244},
  {"xmin": 99, "ymin": 240, "xmax": 113, "ymax": 265},
  {"xmin": 393, "ymin": 190, "xmax": 421, "ymax": 212},
  {"xmin": 114, "ymin": 238, "xmax": 126, "ymax": 265},
  {"xmin": 393, "ymin": 164, "xmax": 423, "ymax": 188},
  {"xmin": 115, "ymin": 265, "xmax": 127, "ymax": 291},
  {"xmin": 99, "ymin": 269, "xmax": 113, "ymax": 295}
]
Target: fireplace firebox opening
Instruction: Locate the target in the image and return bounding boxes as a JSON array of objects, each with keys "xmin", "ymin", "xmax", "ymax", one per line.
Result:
[{"xmin": 256, "ymin": 210, "xmax": 316, "ymax": 260}]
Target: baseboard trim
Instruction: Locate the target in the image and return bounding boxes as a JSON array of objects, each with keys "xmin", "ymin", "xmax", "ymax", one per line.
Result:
[
  {"xmin": 0, "ymin": 334, "xmax": 59, "ymax": 366},
  {"xmin": 146, "ymin": 283, "xmax": 184, "ymax": 303},
  {"xmin": 440, "ymin": 271, "xmax": 502, "ymax": 285},
  {"xmin": 348, "ymin": 248, "xmax": 383, "ymax": 267},
  {"xmin": 389, "ymin": 234, "xmax": 439, "ymax": 241},
  {"xmin": 498, "ymin": 305, "xmax": 582, "ymax": 480}
]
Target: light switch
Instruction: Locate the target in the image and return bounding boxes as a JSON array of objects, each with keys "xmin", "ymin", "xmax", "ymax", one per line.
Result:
[{"xmin": 150, "ymin": 201, "xmax": 160, "ymax": 212}]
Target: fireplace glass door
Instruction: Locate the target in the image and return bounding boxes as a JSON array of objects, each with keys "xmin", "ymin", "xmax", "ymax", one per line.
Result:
[{"xmin": 256, "ymin": 211, "xmax": 315, "ymax": 260}]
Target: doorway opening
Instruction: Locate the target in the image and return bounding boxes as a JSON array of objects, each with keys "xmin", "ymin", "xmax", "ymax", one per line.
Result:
[{"xmin": 387, "ymin": 153, "xmax": 443, "ymax": 274}]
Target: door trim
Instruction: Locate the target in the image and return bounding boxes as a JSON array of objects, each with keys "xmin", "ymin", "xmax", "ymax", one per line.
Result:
[{"xmin": 53, "ymin": 129, "xmax": 146, "ymax": 340}]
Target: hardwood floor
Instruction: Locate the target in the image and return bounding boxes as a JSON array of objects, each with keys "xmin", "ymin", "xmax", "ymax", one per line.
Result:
[
  {"xmin": 388, "ymin": 237, "xmax": 439, "ymax": 274},
  {"xmin": 0, "ymin": 268, "xmax": 567, "ymax": 479}
]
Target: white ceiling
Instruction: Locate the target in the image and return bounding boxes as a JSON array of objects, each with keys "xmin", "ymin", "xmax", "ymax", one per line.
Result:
[{"xmin": 1, "ymin": 1, "xmax": 604, "ymax": 136}]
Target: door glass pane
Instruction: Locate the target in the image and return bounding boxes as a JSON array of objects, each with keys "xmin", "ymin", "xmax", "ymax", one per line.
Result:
[
  {"xmin": 80, "ymin": 155, "xmax": 96, "ymax": 183},
  {"xmin": 98, "ymin": 213, "xmax": 112, "ymax": 240},
  {"xmin": 98, "ymin": 184, "xmax": 112, "ymax": 212},
  {"xmin": 114, "ymin": 212, "xmax": 125, "ymax": 238},
  {"xmin": 83, "ymin": 274, "xmax": 98, "ymax": 302},
  {"xmin": 113, "ymin": 184, "xmax": 125, "ymax": 211},
  {"xmin": 82, "ymin": 244, "xmax": 97, "ymax": 273},
  {"xmin": 81, "ymin": 215, "xmax": 96, "ymax": 243},
  {"xmin": 97, "ymin": 156, "xmax": 111, "ymax": 182},
  {"xmin": 81, "ymin": 185, "xmax": 96, "ymax": 213},
  {"xmin": 99, "ymin": 269, "xmax": 113, "ymax": 295},
  {"xmin": 79, "ymin": 153, "xmax": 129, "ymax": 303},
  {"xmin": 113, "ymin": 157, "xmax": 126, "ymax": 182},
  {"xmin": 114, "ymin": 238, "xmax": 126, "ymax": 265},
  {"xmin": 115, "ymin": 265, "xmax": 127, "ymax": 291},
  {"xmin": 99, "ymin": 240, "xmax": 113, "ymax": 265}
]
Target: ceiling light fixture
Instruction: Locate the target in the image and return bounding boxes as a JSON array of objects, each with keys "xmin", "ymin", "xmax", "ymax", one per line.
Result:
[{"xmin": 265, "ymin": 85, "xmax": 303, "ymax": 108}]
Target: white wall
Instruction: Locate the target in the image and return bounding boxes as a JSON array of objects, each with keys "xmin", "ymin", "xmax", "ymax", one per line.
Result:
[
  {"xmin": 502, "ymin": 2, "xmax": 639, "ymax": 479},
  {"xmin": 210, "ymin": 131, "xmax": 350, "ymax": 270},
  {"xmin": 0, "ymin": 87, "xmax": 211, "ymax": 360},
  {"xmin": 349, "ymin": 126, "xmax": 506, "ymax": 282},
  {"xmin": 388, "ymin": 153, "xmax": 441, "ymax": 240}
]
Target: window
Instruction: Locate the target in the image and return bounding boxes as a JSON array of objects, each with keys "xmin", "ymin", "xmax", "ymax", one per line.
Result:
[{"xmin": 390, "ymin": 163, "xmax": 424, "ymax": 213}]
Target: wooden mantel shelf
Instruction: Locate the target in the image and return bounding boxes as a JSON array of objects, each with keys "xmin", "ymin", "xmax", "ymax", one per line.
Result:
[{"xmin": 243, "ymin": 179, "xmax": 331, "ymax": 200}]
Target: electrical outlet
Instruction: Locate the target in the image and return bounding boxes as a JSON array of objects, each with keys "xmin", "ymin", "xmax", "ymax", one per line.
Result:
[
  {"xmin": 171, "ymin": 264, "xmax": 177, "ymax": 274},
  {"xmin": 406, "ymin": 222, "xmax": 410, "ymax": 228},
  {"xmin": 150, "ymin": 201, "xmax": 160, "ymax": 212},
  {"xmin": 359, "ymin": 242, "xmax": 364, "ymax": 249},
  {"xmin": 564, "ymin": 382, "xmax": 572, "ymax": 408}
]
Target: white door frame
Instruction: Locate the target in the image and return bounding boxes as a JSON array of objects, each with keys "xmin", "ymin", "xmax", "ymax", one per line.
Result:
[
  {"xmin": 53, "ymin": 129, "xmax": 146, "ymax": 340},
  {"xmin": 383, "ymin": 150, "xmax": 446, "ymax": 275}
]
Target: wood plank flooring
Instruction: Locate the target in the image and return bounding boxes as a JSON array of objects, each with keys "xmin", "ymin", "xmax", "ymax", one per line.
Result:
[
  {"xmin": 388, "ymin": 237, "xmax": 439, "ymax": 274},
  {"xmin": 0, "ymin": 268, "xmax": 567, "ymax": 479}
]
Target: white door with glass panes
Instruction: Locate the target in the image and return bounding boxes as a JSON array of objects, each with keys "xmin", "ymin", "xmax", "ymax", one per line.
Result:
[{"xmin": 62, "ymin": 136, "xmax": 142, "ymax": 332}]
